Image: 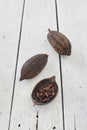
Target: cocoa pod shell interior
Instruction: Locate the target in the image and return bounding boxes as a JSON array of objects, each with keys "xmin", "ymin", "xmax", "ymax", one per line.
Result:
[{"xmin": 31, "ymin": 76, "xmax": 58, "ymax": 105}]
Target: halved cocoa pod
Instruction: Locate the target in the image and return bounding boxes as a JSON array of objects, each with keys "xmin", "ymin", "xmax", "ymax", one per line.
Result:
[{"xmin": 31, "ymin": 76, "xmax": 58, "ymax": 105}]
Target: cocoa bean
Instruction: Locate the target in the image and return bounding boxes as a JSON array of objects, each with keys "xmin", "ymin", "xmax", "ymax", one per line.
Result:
[
  {"xmin": 47, "ymin": 29, "xmax": 71, "ymax": 55},
  {"xmin": 20, "ymin": 54, "xmax": 48, "ymax": 81}
]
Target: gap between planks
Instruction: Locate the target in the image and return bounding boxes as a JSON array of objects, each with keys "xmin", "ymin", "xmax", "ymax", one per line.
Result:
[
  {"xmin": 55, "ymin": 0, "xmax": 65, "ymax": 130},
  {"xmin": 36, "ymin": 108, "xmax": 39, "ymax": 130},
  {"xmin": 8, "ymin": 0, "xmax": 25, "ymax": 130},
  {"xmin": 74, "ymin": 114, "xmax": 77, "ymax": 130}
]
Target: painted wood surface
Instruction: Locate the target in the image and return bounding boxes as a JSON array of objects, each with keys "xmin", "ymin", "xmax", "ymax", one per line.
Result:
[
  {"xmin": 9, "ymin": 0, "xmax": 63, "ymax": 130},
  {"xmin": 0, "ymin": 0, "xmax": 87, "ymax": 130},
  {"xmin": 0, "ymin": 0, "xmax": 23, "ymax": 130},
  {"xmin": 58, "ymin": 0, "xmax": 87, "ymax": 130}
]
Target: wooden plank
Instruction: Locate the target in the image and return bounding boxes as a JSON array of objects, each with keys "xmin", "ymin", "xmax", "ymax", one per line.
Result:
[
  {"xmin": 10, "ymin": 0, "xmax": 63, "ymax": 130},
  {"xmin": 0, "ymin": 0, "xmax": 23, "ymax": 130},
  {"xmin": 57, "ymin": 0, "xmax": 87, "ymax": 130}
]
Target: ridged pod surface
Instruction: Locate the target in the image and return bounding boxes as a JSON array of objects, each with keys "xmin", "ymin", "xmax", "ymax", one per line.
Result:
[
  {"xmin": 47, "ymin": 29, "xmax": 71, "ymax": 55},
  {"xmin": 32, "ymin": 76, "xmax": 58, "ymax": 105},
  {"xmin": 20, "ymin": 54, "xmax": 48, "ymax": 81}
]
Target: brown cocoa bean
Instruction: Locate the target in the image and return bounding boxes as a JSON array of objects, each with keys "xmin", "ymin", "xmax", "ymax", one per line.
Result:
[
  {"xmin": 47, "ymin": 29, "xmax": 71, "ymax": 55},
  {"xmin": 20, "ymin": 54, "xmax": 48, "ymax": 81}
]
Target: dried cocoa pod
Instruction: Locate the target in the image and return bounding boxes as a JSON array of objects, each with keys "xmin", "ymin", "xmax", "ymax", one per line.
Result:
[
  {"xmin": 31, "ymin": 76, "xmax": 58, "ymax": 105},
  {"xmin": 47, "ymin": 29, "xmax": 71, "ymax": 55},
  {"xmin": 20, "ymin": 54, "xmax": 48, "ymax": 81}
]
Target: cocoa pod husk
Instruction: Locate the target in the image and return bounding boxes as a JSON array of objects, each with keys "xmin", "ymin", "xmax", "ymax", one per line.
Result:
[
  {"xmin": 20, "ymin": 54, "xmax": 48, "ymax": 81},
  {"xmin": 31, "ymin": 76, "xmax": 58, "ymax": 105},
  {"xmin": 47, "ymin": 29, "xmax": 71, "ymax": 55}
]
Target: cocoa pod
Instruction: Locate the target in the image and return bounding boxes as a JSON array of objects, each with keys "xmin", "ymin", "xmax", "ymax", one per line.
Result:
[
  {"xmin": 47, "ymin": 29, "xmax": 71, "ymax": 55},
  {"xmin": 20, "ymin": 54, "xmax": 48, "ymax": 81},
  {"xmin": 31, "ymin": 76, "xmax": 58, "ymax": 105}
]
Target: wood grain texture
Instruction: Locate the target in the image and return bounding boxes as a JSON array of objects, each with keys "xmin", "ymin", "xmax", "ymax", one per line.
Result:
[
  {"xmin": 9, "ymin": 0, "xmax": 63, "ymax": 130},
  {"xmin": 1, "ymin": 0, "xmax": 86, "ymax": 129},
  {"xmin": 57, "ymin": 0, "xmax": 87, "ymax": 129},
  {"xmin": 0, "ymin": 0, "xmax": 23, "ymax": 130}
]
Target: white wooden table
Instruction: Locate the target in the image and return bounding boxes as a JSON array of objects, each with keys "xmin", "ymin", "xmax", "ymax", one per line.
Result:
[{"xmin": 0, "ymin": 0, "xmax": 87, "ymax": 130}]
